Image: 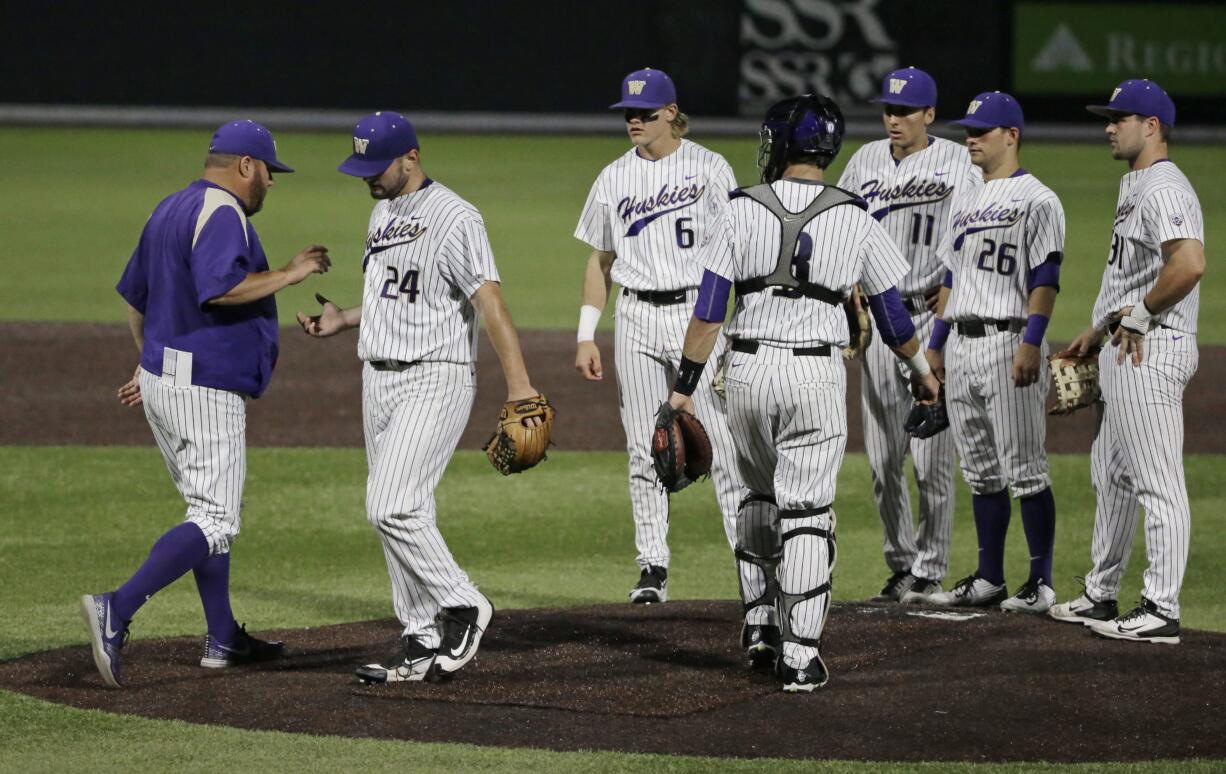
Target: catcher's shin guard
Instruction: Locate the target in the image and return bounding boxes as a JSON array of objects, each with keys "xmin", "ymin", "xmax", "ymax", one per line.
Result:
[
  {"xmin": 777, "ymin": 506, "xmax": 838, "ymax": 666},
  {"xmin": 735, "ymin": 492, "xmax": 782, "ymax": 626}
]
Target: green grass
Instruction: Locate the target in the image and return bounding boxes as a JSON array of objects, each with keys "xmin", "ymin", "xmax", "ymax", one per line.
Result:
[
  {"xmin": 0, "ymin": 447, "xmax": 1222, "ymax": 771},
  {"xmin": 1, "ymin": 128, "xmax": 1222, "ymax": 340}
]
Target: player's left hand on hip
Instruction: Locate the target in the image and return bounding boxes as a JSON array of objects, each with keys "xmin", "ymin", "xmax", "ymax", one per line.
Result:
[
  {"xmin": 1012, "ymin": 343, "xmax": 1041, "ymax": 387},
  {"xmin": 667, "ymin": 391, "xmax": 695, "ymax": 414}
]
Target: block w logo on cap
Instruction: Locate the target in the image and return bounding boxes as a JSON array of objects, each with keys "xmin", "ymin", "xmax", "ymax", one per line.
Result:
[
  {"xmin": 889, "ymin": 78, "xmax": 907, "ymax": 94},
  {"xmin": 967, "ymin": 100, "xmax": 983, "ymax": 114},
  {"xmin": 353, "ymin": 137, "xmax": 370, "ymax": 154},
  {"xmin": 627, "ymin": 80, "xmax": 646, "ymax": 95}
]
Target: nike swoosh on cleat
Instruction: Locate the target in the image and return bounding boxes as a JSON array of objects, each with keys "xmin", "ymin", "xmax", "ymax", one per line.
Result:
[
  {"xmin": 448, "ymin": 631, "xmax": 473, "ymax": 658},
  {"xmin": 104, "ymin": 610, "xmax": 120, "ymax": 640}
]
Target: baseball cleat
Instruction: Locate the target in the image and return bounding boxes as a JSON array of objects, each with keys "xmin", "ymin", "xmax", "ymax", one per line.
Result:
[
  {"xmin": 929, "ymin": 573, "xmax": 1007, "ymax": 607},
  {"xmin": 900, "ymin": 577, "xmax": 943, "ymax": 605},
  {"xmin": 355, "ymin": 635, "xmax": 437, "ymax": 684},
  {"xmin": 1049, "ymin": 592, "xmax": 1119, "ymax": 625},
  {"xmin": 629, "ymin": 565, "xmax": 668, "ymax": 604},
  {"xmin": 429, "ymin": 594, "xmax": 495, "ymax": 678},
  {"xmin": 741, "ymin": 623, "xmax": 781, "ymax": 671},
  {"xmin": 780, "ymin": 654, "xmax": 829, "ymax": 693},
  {"xmin": 200, "ymin": 624, "xmax": 286, "ymax": 668},
  {"xmin": 80, "ymin": 592, "xmax": 128, "ymax": 689},
  {"xmin": 1000, "ymin": 578, "xmax": 1056, "ymax": 614},
  {"xmin": 1090, "ymin": 599, "xmax": 1180, "ymax": 645},
  {"xmin": 869, "ymin": 570, "xmax": 914, "ymax": 603}
]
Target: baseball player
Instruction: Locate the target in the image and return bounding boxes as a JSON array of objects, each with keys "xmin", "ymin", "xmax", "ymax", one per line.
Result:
[
  {"xmin": 574, "ymin": 68, "xmax": 744, "ymax": 604},
  {"xmin": 837, "ymin": 67, "xmax": 981, "ymax": 605},
  {"xmin": 297, "ymin": 111, "xmax": 544, "ymax": 682},
  {"xmin": 81, "ymin": 121, "xmax": 330, "ymax": 688},
  {"xmin": 1049, "ymin": 80, "xmax": 1205, "ymax": 645},
  {"xmin": 665, "ymin": 94, "xmax": 941, "ymax": 691},
  {"xmin": 924, "ymin": 93, "xmax": 1064, "ymax": 614}
]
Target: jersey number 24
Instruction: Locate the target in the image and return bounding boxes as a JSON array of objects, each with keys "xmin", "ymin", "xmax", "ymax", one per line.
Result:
[{"xmin": 380, "ymin": 266, "xmax": 420, "ymax": 302}]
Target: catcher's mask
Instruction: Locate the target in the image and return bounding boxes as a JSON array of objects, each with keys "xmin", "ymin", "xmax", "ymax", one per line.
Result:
[{"xmin": 757, "ymin": 94, "xmax": 845, "ymax": 184}]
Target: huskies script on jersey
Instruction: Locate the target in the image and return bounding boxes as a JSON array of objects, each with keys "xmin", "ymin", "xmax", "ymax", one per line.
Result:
[
  {"xmin": 838, "ymin": 136, "xmax": 981, "ymax": 295},
  {"xmin": 360, "ymin": 179, "xmax": 498, "ymax": 363},
  {"xmin": 576, "ymin": 139, "xmax": 736, "ymax": 290}
]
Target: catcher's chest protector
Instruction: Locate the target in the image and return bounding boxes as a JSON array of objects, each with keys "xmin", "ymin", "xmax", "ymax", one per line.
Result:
[{"xmin": 731, "ymin": 183, "xmax": 864, "ymax": 305}]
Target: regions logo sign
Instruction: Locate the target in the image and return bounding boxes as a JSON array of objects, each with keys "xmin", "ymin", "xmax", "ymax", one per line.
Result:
[{"xmin": 1014, "ymin": 2, "xmax": 1226, "ymax": 95}]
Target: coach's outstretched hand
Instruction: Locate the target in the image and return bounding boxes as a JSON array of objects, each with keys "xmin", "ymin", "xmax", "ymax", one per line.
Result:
[{"xmin": 283, "ymin": 244, "xmax": 331, "ymax": 285}]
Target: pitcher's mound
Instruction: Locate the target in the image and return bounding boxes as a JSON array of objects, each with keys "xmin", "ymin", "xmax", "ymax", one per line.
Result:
[{"xmin": 3, "ymin": 601, "xmax": 1224, "ymax": 762}]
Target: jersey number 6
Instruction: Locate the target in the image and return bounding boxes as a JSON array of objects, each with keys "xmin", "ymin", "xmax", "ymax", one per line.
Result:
[{"xmin": 380, "ymin": 266, "xmax": 421, "ymax": 302}]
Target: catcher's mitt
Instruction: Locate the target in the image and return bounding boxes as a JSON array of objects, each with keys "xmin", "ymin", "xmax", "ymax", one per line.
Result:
[
  {"xmin": 651, "ymin": 402, "xmax": 713, "ymax": 493},
  {"xmin": 482, "ymin": 394, "xmax": 556, "ymax": 475},
  {"xmin": 1047, "ymin": 350, "xmax": 1101, "ymax": 415},
  {"xmin": 842, "ymin": 286, "xmax": 873, "ymax": 360},
  {"xmin": 904, "ymin": 385, "xmax": 949, "ymax": 439}
]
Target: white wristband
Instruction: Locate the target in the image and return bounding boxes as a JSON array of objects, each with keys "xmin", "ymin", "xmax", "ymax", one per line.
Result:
[
  {"xmin": 1120, "ymin": 301, "xmax": 1153, "ymax": 334},
  {"xmin": 577, "ymin": 304, "xmax": 602, "ymax": 342},
  {"xmin": 908, "ymin": 350, "xmax": 931, "ymax": 377}
]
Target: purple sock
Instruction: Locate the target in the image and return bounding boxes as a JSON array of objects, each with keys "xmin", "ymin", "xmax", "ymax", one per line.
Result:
[
  {"xmin": 193, "ymin": 552, "xmax": 239, "ymax": 644},
  {"xmin": 972, "ymin": 489, "xmax": 1011, "ymax": 586},
  {"xmin": 111, "ymin": 522, "xmax": 210, "ymax": 622},
  {"xmin": 1020, "ymin": 487, "xmax": 1057, "ymax": 585}
]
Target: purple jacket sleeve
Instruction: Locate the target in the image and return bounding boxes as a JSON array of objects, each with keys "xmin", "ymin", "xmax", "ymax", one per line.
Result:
[{"xmin": 866, "ymin": 288, "xmax": 916, "ymax": 347}]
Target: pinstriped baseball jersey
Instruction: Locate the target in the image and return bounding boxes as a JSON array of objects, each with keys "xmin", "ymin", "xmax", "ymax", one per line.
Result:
[
  {"xmin": 940, "ymin": 171, "xmax": 1065, "ymax": 321},
  {"xmin": 1091, "ymin": 160, "xmax": 1203, "ymax": 334},
  {"xmin": 837, "ymin": 137, "xmax": 982, "ymax": 295},
  {"xmin": 574, "ymin": 139, "xmax": 736, "ymax": 291},
  {"xmin": 703, "ymin": 179, "xmax": 909, "ymax": 347},
  {"xmin": 358, "ymin": 181, "xmax": 499, "ymax": 364}
]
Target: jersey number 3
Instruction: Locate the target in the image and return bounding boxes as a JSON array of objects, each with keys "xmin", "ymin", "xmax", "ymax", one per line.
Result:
[{"xmin": 380, "ymin": 266, "xmax": 420, "ymax": 302}]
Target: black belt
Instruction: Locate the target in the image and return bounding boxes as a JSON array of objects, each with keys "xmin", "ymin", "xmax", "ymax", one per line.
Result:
[
  {"xmin": 956, "ymin": 319, "xmax": 1025, "ymax": 338},
  {"xmin": 368, "ymin": 359, "xmax": 417, "ymax": 372},
  {"xmin": 623, "ymin": 287, "xmax": 690, "ymax": 306},
  {"xmin": 731, "ymin": 339, "xmax": 832, "ymax": 357}
]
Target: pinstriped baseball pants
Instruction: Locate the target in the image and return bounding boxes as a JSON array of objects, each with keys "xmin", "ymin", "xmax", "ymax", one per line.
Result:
[
  {"xmin": 860, "ymin": 310, "xmax": 956, "ymax": 582},
  {"xmin": 139, "ymin": 367, "xmax": 245, "ymax": 556},
  {"xmin": 614, "ymin": 290, "xmax": 742, "ymax": 569},
  {"xmin": 1086, "ymin": 332, "xmax": 1198, "ymax": 619},
  {"xmin": 946, "ymin": 331, "xmax": 1052, "ymax": 498},
  {"xmin": 723, "ymin": 345, "xmax": 843, "ymax": 668},
  {"xmin": 363, "ymin": 361, "xmax": 484, "ymax": 646}
]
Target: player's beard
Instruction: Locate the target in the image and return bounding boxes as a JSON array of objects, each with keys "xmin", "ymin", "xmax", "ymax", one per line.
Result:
[{"xmin": 369, "ymin": 167, "xmax": 409, "ymax": 200}]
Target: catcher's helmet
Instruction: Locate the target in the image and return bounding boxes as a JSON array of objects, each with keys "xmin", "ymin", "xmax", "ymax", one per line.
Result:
[{"xmin": 757, "ymin": 94, "xmax": 845, "ymax": 183}]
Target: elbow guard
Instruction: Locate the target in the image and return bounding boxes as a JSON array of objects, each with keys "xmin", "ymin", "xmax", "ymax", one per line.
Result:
[{"xmin": 695, "ymin": 270, "xmax": 732, "ymax": 323}]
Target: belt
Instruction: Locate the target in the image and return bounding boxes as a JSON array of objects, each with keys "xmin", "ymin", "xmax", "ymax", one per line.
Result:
[
  {"xmin": 731, "ymin": 339, "xmax": 833, "ymax": 357},
  {"xmin": 956, "ymin": 319, "xmax": 1025, "ymax": 338},
  {"xmin": 623, "ymin": 287, "xmax": 690, "ymax": 306},
  {"xmin": 902, "ymin": 295, "xmax": 929, "ymax": 315},
  {"xmin": 368, "ymin": 359, "xmax": 417, "ymax": 372}
]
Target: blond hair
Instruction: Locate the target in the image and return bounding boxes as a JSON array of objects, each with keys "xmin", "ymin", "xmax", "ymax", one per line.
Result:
[{"xmin": 670, "ymin": 111, "xmax": 690, "ymax": 139}]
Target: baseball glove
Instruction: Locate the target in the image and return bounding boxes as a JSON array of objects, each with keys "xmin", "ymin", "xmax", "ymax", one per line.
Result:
[
  {"xmin": 1047, "ymin": 350, "xmax": 1101, "ymax": 415},
  {"xmin": 904, "ymin": 385, "xmax": 949, "ymax": 439},
  {"xmin": 651, "ymin": 402, "xmax": 713, "ymax": 492},
  {"xmin": 482, "ymin": 394, "xmax": 556, "ymax": 475},
  {"xmin": 842, "ymin": 286, "xmax": 873, "ymax": 360}
]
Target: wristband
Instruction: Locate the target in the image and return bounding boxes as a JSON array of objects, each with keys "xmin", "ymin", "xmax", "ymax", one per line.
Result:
[
  {"xmin": 577, "ymin": 304, "xmax": 601, "ymax": 342},
  {"xmin": 1119, "ymin": 301, "xmax": 1153, "ymax": 335},
  {"xmin": 928, "ymin": 318, "xmax": 952, "ymax": 352},
  {"xmin": 674, "ymin": 356, "xmax": 706, "ymax": 396},
  {"xmin": 907, "ymin": 350, "xmax": 932, "ymax": 377},
  {"xmin": 1022, "ymin": 313, "xmax": 1049, "ymax": 347}
]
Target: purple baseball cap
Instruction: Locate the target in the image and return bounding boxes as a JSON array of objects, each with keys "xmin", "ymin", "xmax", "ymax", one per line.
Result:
[
  {"xmin": 870, "ymin": 67, "xmax": 937, "ymax": 109},
  {"xmin": 610, "ymin": 68, "xmax": 677, "ymax": 109},
  {"xmin": 208, "ymin": 120, "xmax": 294, "ymax": 172},
  {"xmin": 1086, "ymin": 79, "xmax": 1176, "ymax": 126},
  {"xmin": 338, "ymin": 111, "xmax": 419, "ymax": 178},
  {"xmin": 951, "ymin": 91, "xmax": 1025, "ymax": 134}
]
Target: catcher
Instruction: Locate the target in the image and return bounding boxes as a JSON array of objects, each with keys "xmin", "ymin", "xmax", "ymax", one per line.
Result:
[{"xmin": 297, "ymin": 110, "xmax": 552, "ymax": 686}]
